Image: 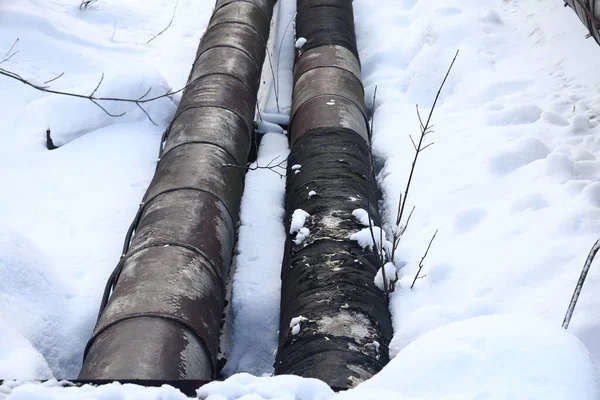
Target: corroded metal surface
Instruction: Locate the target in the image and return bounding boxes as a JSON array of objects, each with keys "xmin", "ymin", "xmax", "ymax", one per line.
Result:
[
  {"xmin": 274, "ymin": 0, "xmax": 393, "ymax": 389},
  {"xmin": 293, "ymin": 45, "xmax": 362, "ymax": 83},
  {"xmin": 291, "ymin": 67, "xmax": 366, "ymax": 122},
  {"xmin": 79, "ymin": 0, "xmax": 274, "ymax": 380},
  {"xmin": 290, "ymin": 95, "xmax": 369, "ymax": 145},
  {"xmin": 295, "ymin": 0, "xmax": 358, "ymax": 58}
]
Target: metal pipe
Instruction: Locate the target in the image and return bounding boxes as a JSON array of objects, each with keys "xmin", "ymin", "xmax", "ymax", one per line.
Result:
[
  {"xmin": 564, "ymin": 0, "xmax": 600, "ymax": 44},
  {"xmin": 79, "ymin": 0, "xmax": 274, "ymax": 380},
  {"xmin": 273, "ymin": 0, "xmax": 393, "ymax": 389}
]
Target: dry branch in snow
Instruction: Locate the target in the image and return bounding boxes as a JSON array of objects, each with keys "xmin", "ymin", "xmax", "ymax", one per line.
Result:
[
  {"xmin": 562, "ymin": 238, "xmax": 600, "ymax": 329},
  {"xmin": 411, "ymin": 230, "xmax": 438, "ymax": 289},
  {"xmin": 223, "ymin": 155, "xmax": 287, "ymax": 178},
  {"xmin": 390, "ymin": 49, "xmax": 459, "ymax": 263},
  {"xmin": 0, "ymin": 66, "xmax": 183, "ymax": 125}
]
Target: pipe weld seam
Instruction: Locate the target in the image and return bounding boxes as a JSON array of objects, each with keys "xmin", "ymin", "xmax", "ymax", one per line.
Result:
[
  {"xmin": 144, "ymin": 186, "xmax": 239, "ymax": 229},
  {"xmin": 84, "ymin": 313, "xmax": 217, "ymax": 378},
  {"xmin": 186, "ymin": 71, "xmax": 258, "ymax": 105},
  {"xmin": 171, "ymin": 105, "xmax": 252, "ymax": 136},
  {"xmin": 194, "ymin": 39, "xmax": 265, "ymax": 70},
  {"xmin": 161, "ymin": 140, "xmax": 242, "ymax": 166},
  {"xmin": 214, "ymin": 0, "xmax": 272, "ymax": 21}
]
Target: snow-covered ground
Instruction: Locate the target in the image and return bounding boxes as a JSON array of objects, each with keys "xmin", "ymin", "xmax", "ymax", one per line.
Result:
[{"xmin": 2, "ymin": 0, "xmax": 600, "ymax": 398}]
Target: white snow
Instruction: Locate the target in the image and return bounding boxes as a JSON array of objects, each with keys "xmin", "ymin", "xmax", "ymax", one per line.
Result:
[
  {"xmin": 0, "ymin": 0, "xmax": 212, "ymax": 379},
  {"xmin": 354, "ymin": 0, "xmax": 600, "ymax": 372},
  {"xmin": 3, "ymin": 0, "xmax": 600, "ymax": 397},
  {"xmin": 350, "ymin": 227, "xmax": 392, "ymax": 257},
  {"xmin": 289, "ymin": 209, "xmax": 310, "ymax": 235},
  {"xmin": 290, "ymin": 316, "xmax": 307, "ymax": 336},
  {"xmin": 221, "ymin": 133, "xmax": 289, "ymax": 377},
  {"xmin": 290, "ymin": 209, "xmax": 310, "ymax": 245},
  {"xmin": 7, "ymin": 315, "xmax": 591, "ymax": 399},
  {"xmin": 255, "ymin": 120, "xmax": 284, "ymax": 134},
  {"xmin": 293, "ymin": 227, "xmax": 310, "ymax": 245},
  {"xmin": 295, "ymin": 37, "xmax": 307, "ymax": 50},
  {"xmin": 374, "ymin": 262, "xmax": 397, "ymax": 291},
  {"xmin": 351, "ymin": 208, "xmax": 372, "ymax": 226}
]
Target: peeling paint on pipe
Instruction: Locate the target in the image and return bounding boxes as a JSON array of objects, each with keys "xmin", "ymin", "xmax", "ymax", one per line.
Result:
[
  {"xmin": 78, "ymin": 0, "xmax": 274, "ymax": 380},
  {"xmin": 274, "ymin": 0, "xmax": 393, "ymax": 389}
]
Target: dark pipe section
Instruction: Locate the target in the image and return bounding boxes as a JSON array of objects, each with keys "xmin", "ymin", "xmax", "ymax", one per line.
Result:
[
  {"xmin": 274, "ymin": 0, "xmax": 393, "ymax": 389},
  {"xmin": 565, "ymin": 0, "xmax": 600, "ymax": 44},
  {"xmin": 79, "ymin": 0, "xmax": 274, "ymax": 380}
]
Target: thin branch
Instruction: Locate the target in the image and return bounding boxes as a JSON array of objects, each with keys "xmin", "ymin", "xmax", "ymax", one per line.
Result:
[
  {"xmin": 1, "ymin": 38, "xmax": 20, "ymax": 65},
  {"xmin": 147, "ymin": 0, "xmax": 180, "ymax": 44},
  {"xmin": 393, "ymin": 206, "xmax": 415, "ymax": 252},
  {"xmin": 390, "ymin": 49, "xmax": 459, "ymax": 263},
  {"xmin": 137, "ymin": 86, "xmax": 152, "ymax": 101},
  {"xmin": 0, "ymin": 67, "xmax": 184, "ymax": 124},
  {"xmin": 90, "ymin": 73, "xmax": 104, "ymax": 97},
  {"xmin": 223, "ymin": 156, "xmax": 287, "ymax": 178},
  {"xmin": 6, "ymin": 38, "xmax": 19, "ymax": 56},
  {"xmin": 563, "ymin": 238, "xmax": 600, "ymax": 329},
  {"xmin": 411, "ymin": 230, "xmax": 438, "ymax": 289},
  {"xmin": 44, "ymin": 72, "xmax": 65, "ymax": 85},
  {"xmin": 409, "ymin": 135, "xmax": 418, "ymax": 152},
  {"xmin": 79, "ymin": 0, "xmax": 98, "ymax": 10},
  {"xmin": 420, "ymin": 142, "xmax": 435, "ymax": 152}
]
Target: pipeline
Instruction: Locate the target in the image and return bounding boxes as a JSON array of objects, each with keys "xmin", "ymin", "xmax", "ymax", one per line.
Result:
[
  {"xmin": 273, "ymin": 0, "xmax": 393, "ymax": 389},
  {"xmin": 565, "ymin": 0, "xmax": 600, "ymax": 44},
  {"xmin": 78, "ymin": 0, "xmax": 274, "ymax": 380}
]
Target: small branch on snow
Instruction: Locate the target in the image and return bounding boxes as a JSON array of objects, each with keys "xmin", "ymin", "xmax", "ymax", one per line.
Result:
[
  {"xmin": 223, "ymin": 155, "xmax": 287, "ymax": 178},
  {"xmin": 562, "ymin": 238, "xmax": 600, "ymax": 329},
  {"xmin": 1, "ymin": 38, "xmax": 19, "ymax": 65},
  {"xmin": 79, "ymin": 0, "xmax": 98, "ymax": 10},
  {"xmin": 146, "ymin": 0, "xmax": 180, "ymax": 44},
  {"xmin": 0, "ymin": 66, "xmax": 184, "ymax": 125},
  {"xmin": 411, "ymin": 230, "xmax": 438, "ymax": 289},
  {"xmin": 390, "ymin": 49, "xmax": 459, "ymax": 263}
]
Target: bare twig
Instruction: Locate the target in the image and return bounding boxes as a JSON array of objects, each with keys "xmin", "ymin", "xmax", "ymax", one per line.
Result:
[
  {"xmin": 6, "ymin": 38, "xmax": 19, "ymax": 56},
  {"xmin": 364, "ymin": 85, "xmax": 391, "ymax": 298},
  {"xmin": 390, "ymin": 49, "xmax": 459, "ymax": 263},
  {"xmin": 44, "ymin": 72, "xmax": 65, "ymax": 85},
  {"xmin": 562, "ymin": 238, "xmax": 600, "ymax": 329},
  {"xmin": 223, "ymin": 156, "xmax": 287, "ymax": 178},
  {"xmin": 1, "ymin": 38, "xmax": 20, "ymax": 65},
  {"xmin": 111, "ymin": 20, "xmax": 117, "ymax": 41},
  {"xmin": 411, "ymin": 230, "xmax": 438, "ymax": 289},
  {"xmin": 0, "ymin": 67, "xmax": 184, "ymax": 125},
  {"xmin": 79, "ymin": 0, "xmax": 98, "ymax": 10},
  {"xmin": 147, "ymin": 0, "xmax": 180, "ymax": 44}
]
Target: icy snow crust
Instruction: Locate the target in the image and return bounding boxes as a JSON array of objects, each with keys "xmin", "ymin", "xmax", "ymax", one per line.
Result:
[{"xmin": 2, "ymin": 0, "xmax": 600, "ymax": 397}]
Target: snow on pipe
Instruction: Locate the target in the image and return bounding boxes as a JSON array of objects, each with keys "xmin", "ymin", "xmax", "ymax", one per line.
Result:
[
  {"xmin": 565, "ymin": 0, "xmax": 600, "ymax": 44},
  {"xmin": 273, "ymin": 0, "xmax": 393, "ymax": 389},
  {"xmin": 78, "ymin": 0, "xmax": 274, "ymax": 380}
]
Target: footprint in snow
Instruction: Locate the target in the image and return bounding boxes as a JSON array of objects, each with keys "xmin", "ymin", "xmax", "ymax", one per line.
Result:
[
  {"xmin": 453, "ymin": 207, "xmax": 487, "ymax": 234},
  {"xmin": 488, "ymin": 136, "xmax": 549, "ymax": 175},
  {"xmin": 486, "ymin": 104, "xmax": 542, "ymax": 126}
]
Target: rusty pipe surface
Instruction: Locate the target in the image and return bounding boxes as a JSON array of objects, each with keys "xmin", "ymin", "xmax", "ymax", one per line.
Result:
[
  {"xmin": 78, "ymin": 0, "xmax": 274, "ymax": 380},
  {"xmin": 273, "ymin": 0, "xmax": 393, "ymax": 389}
]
